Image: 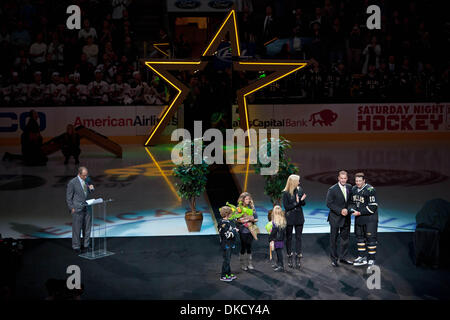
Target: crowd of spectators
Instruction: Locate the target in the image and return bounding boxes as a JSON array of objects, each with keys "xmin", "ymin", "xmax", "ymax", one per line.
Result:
[
  {"xmin": 0, "ymin": 0, "xmax": 169, "ymax": 106},
  {"xmin": 230, "ymin": 0, "xmax": 449, "ymax": 102},
  {"xmin": 0, "ymin": 0, "xmax": 448, "ymax": 106},
  {"xmin": 172, "ymin": 0, "xmax": 448, "ymax": 102}
]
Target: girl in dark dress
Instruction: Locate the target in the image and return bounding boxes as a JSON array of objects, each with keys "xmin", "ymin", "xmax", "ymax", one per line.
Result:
[{"xmin": 269, "ymin": 205, "xmax": 287, "ymax": 272}]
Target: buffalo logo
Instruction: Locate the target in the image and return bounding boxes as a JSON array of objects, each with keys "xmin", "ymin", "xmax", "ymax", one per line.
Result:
[{"xmin": 309, "ymin": 109, "xmax": 338, "ymax": 126}]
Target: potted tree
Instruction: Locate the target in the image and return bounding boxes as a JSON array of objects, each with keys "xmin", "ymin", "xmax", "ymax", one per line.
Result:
[
  {"xmin": 253, "ymin": 136, "xmax": 299, "ymax": 220},
  {"xmin": 172, "ymin": 139, "xmax": 209, "ymax": 232}
]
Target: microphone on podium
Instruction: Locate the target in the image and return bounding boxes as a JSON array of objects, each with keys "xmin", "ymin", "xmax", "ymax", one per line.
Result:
[{"xmin": 86, "ymin": 176, "xmax": 95, "ymax": 191}]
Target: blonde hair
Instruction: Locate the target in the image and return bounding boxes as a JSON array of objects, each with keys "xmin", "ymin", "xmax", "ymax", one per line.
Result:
[
  {"xmin": 272, "ymin": 205, "xmax": 286, "ymax": 229},
  {"xmin": 219, "ymin": 206, "xmax": 232, "ymax": 218},
  {"xmin": 237, "ymin": 192, "xmax": 254, "ymax": 209},
  {"xmin": 283, "ymin": 174, "xmax": 300, "ymax": 195}
]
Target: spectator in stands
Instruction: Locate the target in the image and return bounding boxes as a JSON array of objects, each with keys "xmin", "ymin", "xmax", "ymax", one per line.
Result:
[
  {"xmin": 68, "ymin": 72, "xmax": 88, "ymax": 105},
  {"xmin": 261, "ymin": 5, "xmax": 276, "ymax": 43},
  {"xmin": 103, "ymin": 41, "xmax": 117, "ymax": 63},
  {"xmin": 362, "ymin": 36, "xmax": 381, "ymax": 74},
  {"xmin": 128, "ymin": 70, "xmax": 149, "ymax": 104},
  {"xmin": 417, "ymin": 62, "xmax": 437, "ymax": 99},
  {"xmin": 362, "ymin": 64, "xmax": 381, "ymax": 99},
  {"xmin": 382, "ymin": 33, "xmax": 396, "ymax": 59},
  {"xmin": 42, "ymin": 52, "xmax": 58, "ymax": 83},
  {"xmin": 46, "ymin": 72, "xmax": 67, "ymax": 105},
  {"xmin": 38, "ymin": 16, "xmax": 50, "ymax": 43},
  {"xmin": 378, "ymin": 60, "xmax": 389, "ymax": 99},
  {"xmin": 3, "ymin": 72, "xmax": 27, "ymax": 105},
  {"xmin": 62, "ymin": 124, "xmax": 81, "ymax": 165},
  {"xmin": 11, "ymin": 21, "xmax": 31, "ymax": 49},
  {"xmin": 239, "ymin": 5, "xmax": 254, "ymax": 41},
  {"xmin": 291, "ymin": 8, "xmax": 309, "ymax": 38},
  {"xmin": 82, "ymin": 36, "xmax": 99, "ymax": 67},
  {"xmin": 309, "ymin": 22, "xmax": 325, "ymax": 63},
  {"xmin": 328, "ymin": 18, "xmax": 345, "ymax": 65},
  {"xmin": 76, "ymin": 53, "xmax": 94, "ymax": 85},
  {"xmin": 100, "ymin": 54, "xmax": 117, "ymax": 84},
  {"xmin": 306, "ymin": 60, "xmax": 325, "ymax": 100},
  {"xmin": 325, "ymin": 62, "xmax": 350, "ymax": 99},
  {"xmin": 88, "ymin": 69, "xmax": 109, "ymax": 104},
  {"xmin": 110, "ymin": 73, "xmax": 132, "ymax": 105},
  {"xmin": 14, "ymin": 49, "xmax": 29, "ymax": 69},
  {"xmin": 122, "ymin": 21, "xmax": 134, "ymax": 40},
  {"xmin": 112, "ymin": 0, "xmax": 131, "ymax": 21},
  {"xmin": 347, "ymin": 24, "xmax": 363, "ymax": 73},
  {"xmin": 99, "ymin": 20, "xmax": 113, "ymax": 47},
  {"xmin": 117, "ymin": 55, "xmax": 134, "ymax": 81},
  {"xmin": 120, "ymin": 36, "xmax": 136, "ymax": 63},
  {"xmin": 27, "ymin": 71, "xmax": 46, "ymax": 105},
  {"xmin": 387, "ymin": 55, "xmax": 397, "ymax": 73},
  {"xmin": 15, "ymin": 55, "xmax": 32, "ymax": 83},
  {"xmin": 398, "ymin": 58, "xmax": 414, "ymax": 98},
  {"xmin": 29, "ymin": 33, "xmax": 47, "ymax": 72},
  {"xmin": 47, "ymin": 33, "xmax": 64, "ymax": 72},
  {"xmin": 78, "ymin": 18, "xmax": 97, "ymax": 42}
]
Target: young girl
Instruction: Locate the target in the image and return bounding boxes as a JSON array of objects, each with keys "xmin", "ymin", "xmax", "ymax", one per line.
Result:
[
  {"xmin": 236, "ymin": 192, "xmax": 258, "ymax": 271},
  {"xmin": 269, "ymin": 205, "xmax": 287, "ymax": 272}
]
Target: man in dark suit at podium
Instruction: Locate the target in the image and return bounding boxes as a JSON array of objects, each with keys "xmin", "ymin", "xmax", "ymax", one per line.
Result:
[
  {"xmin": 66, "ymin": 166, "xmax": 95, "ymax": 254},
  {"xmin": 326, "ymin": 170, "xmax": 353, "ymax": 267}
]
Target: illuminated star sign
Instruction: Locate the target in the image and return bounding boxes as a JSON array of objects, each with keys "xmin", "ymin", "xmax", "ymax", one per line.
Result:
[{"xmin": 143, "ymin": 9, "xmax": 308, "ymax": 146}]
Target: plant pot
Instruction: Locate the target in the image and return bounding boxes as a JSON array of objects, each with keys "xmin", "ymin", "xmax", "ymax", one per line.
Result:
[{"xmin": 185, "ymin": 211, "xmax": 203, "ymax": 232}]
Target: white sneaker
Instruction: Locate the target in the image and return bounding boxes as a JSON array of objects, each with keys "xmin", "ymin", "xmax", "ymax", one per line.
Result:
[
  {"xmin": 353, "ymin": 256, "xmax": 368, "ymax": 266},
  {"xmin": 248, "ymin": 254, "xmax": 254, "ymax": 270},
  {"xmin": 367, "ymin": 259, "xmax": 376, "ymax": 266}
]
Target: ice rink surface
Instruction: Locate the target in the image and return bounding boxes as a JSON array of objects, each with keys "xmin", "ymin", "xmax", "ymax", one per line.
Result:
[{"xmin": 1, "ymin": 139, "xmax": 449, "ymax": 238}]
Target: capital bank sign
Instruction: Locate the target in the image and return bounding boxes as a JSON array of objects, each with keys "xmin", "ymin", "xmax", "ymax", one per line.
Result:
[{"xmin": 0, "ymin": 112, "xmax": 46, "ymax": 132}]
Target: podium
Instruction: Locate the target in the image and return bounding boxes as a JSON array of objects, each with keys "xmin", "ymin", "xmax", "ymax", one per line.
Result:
[{"xmin": 79, "ymin": 198, "xmax": 115, "ymax": 260}]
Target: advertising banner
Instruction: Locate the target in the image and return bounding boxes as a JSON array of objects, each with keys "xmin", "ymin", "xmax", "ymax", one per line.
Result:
[
  {"xmin": 232, "ymin": 103, "xmax": 450, "ymax": 133},
  {"xmin": 0, "ymin": 105, "xmax": 182, "ymax": 138}
]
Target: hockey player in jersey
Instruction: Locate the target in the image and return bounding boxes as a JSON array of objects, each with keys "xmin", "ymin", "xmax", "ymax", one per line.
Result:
[{"xmin": 349, "ymin": 172, "xmax": 378, "ymax": 267}]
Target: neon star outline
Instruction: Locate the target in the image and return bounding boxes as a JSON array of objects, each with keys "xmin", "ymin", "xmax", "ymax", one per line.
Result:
[{"xmin": 143, "ymin": 9, "xmax": 308, "ymax": 146}]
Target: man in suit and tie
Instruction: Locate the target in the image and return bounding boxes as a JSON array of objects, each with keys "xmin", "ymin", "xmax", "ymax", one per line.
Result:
[
  {"xmin": 261, "ymin": 5, "xmax": 276, "ymax": 43},
  {"xmin": 66, "ymin": 166, "xmax": 95, "ymax": 254},
  {"xmin": 326, "ymin": 170, "xmax": 353, "ymax": 267}
]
